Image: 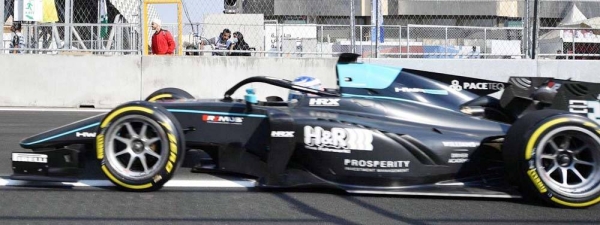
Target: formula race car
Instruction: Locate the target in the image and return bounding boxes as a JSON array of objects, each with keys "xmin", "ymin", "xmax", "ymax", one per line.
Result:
[{"xmin": 11, "ymin": 54, "xmax": 600, "ymax": 208}]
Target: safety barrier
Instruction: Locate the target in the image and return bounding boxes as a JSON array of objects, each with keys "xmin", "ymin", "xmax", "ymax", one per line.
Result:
[{"xmin": 1, "ymin": 54, "xmax": 599, "ymax": 108}]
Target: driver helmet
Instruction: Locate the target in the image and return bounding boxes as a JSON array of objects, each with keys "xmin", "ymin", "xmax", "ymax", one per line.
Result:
[{"xmin": 288, "ymin": 76, "xmax": 322, "ymax": 101}]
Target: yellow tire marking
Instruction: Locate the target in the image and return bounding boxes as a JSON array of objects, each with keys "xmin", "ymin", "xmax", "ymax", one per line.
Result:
[
  {"xmin": 525, "ymin": 118, "xmax": 570, "ymax": 160},
  {"xmin": 165, "ymin": 131, "xmax": 177, "ymax": 174},
  {"xmin": 584, "ymin": 122, "xmax": 598, "ymax": 128},
  {"xmin": 166, "ymin": 162, "xmax": 173, "ymax": 173},
  {"xmin": 148, "ymin": 94, "xmax": 173, "ymax": 102},
  {"xmin": 167, "ymin": 133, "xmax": 176, "ymax": 144},
  {"xmin": 527, "ymin": 169, "xmax": 547, "ymax": 193},
  {"xmin": 551, "ymin": 196, "xmax": 600, "ymax": 208},
  {"xmin": 101, "ymin": 106, "xmax": 154, "ymax": 128},
  {"xmin": 96, "ymin": 134, "xmax": 105, "ymax": 159},
  {"xmin": 597, "ymin": 129, "xmax": 600, "ymax": 136},
  {"xmin": 101, "ymin": 165, "xmax": 152, "ymax": 190},
  {"xmin": 160, "ymin": 121, "xmax": 172, "ymax": 132}
]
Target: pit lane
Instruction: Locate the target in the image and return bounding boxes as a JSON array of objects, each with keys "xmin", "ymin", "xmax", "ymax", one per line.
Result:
[{"xmin": 0, "ymin": 109, "xmax": 598, "ymax": 224}]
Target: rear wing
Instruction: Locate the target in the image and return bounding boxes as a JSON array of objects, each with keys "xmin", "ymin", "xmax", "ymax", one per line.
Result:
[{"xmin": 499, "ymin": 77, "xmax": 600, "ymax": 123}]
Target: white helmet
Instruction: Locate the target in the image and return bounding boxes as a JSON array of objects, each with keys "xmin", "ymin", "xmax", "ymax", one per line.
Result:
[{"xmin": 288, "ymin": 76, "xmax": 322, "ymax": 101}]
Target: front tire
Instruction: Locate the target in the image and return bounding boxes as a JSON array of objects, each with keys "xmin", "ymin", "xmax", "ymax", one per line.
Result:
[
  {"xmin": 503, "ymin": 110, "xmax": 600, "ymax": 208},
  {"xmin": 145, "ymin": 88, "xmax": 194, "ymax": 102},
  {"xmin": 96, "ymin": 102, "xmax": 185, "ymax": 191}
]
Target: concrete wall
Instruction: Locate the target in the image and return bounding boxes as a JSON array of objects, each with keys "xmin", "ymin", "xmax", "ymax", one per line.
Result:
[
  {"xmin": 366, "ymin": 58, "xmax": 537, "ymax": 83},
  {"xmin": 0, "ymin": 54, "xmax": 599, "ymax": 108},
  {"xmin": 141, "ymin": 56, "xmax": 337, "ymax": 101},
  {"xmin": 0, "ymin": 54, "xmax": 141, "ymax": 108}
]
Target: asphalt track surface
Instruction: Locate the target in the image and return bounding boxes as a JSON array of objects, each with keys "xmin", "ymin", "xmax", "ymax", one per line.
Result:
[{"xmin": 0, "ymin": 109, "xmax": 599, "ymax": 225}]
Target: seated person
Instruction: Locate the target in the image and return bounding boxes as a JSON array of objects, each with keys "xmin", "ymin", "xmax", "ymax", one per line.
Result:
[
  {"xmin": 228, "ymin": 32, "xmax": 251, "ymax": 56},
  {"xmin": 206, "ymin": 29, "xmax": 231, "ymax": 56}
]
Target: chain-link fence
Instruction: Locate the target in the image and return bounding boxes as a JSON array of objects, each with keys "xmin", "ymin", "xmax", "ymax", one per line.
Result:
[
  {"xmin": 537, "ymin": 0, "xmax": 600, "ymax": 59},
  {"xmin": 2, "ymin": 0, "xmax": 600, "ymax": 59},
  {"xmin": 177, "ymin": 0, "xmax": 352, "ymax": 56}
]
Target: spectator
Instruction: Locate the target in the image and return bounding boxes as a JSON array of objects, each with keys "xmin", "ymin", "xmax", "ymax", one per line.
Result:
[
  {"xmin": 10, "ymin": 22, "xmax": 25, "ymax": 54},
  {"xmin": 207, "ymin": 29, "xmax": 231, "ymax": 56},
  {"xmin": 151, "ymin": 19, "xmax": 176, "ymax": 55},
  {"xmin": 229, "ymin": 32, "xmax": 251, "ymax": 56},
  {"xmin": 556, "ymin": 50, "xmax": 566, "ymax": 60}
]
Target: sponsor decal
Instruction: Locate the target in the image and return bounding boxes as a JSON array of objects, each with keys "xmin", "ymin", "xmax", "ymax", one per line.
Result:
[
  {"xmin": 442, "ymin": 142, "xmax": 480, "ymax": 148},
  {"xmin": 12, "ymin": 153, "xmax": 48, "ymax": 163},
  {"xmin": 527, "ymin": 168, "xmax": 548, "ymax": 193},
  {"xmin": 304, "ymin": 126, "xmax": 373, "ymax": 153},
  {"xmin": 344, "ymin": 159, "xmax": 410, "ymax": 173},
  {"xmin": 309, "ymin": 98, "xmax": 340, "ymax": 107},
  {"xmin": 569, "ymin": 100, "xmax": 600, "ymax": 124},
  {"xmin": 202, "ymin": 115, "xmax": 244, "ymax": 125},
  {"xmin": 76, "ymin": 132, "xmax": 96, "ymax": 138},
  {"xmin": 448, "ymin": 152, "xmax": 469, "ymax": 164},
  {"xmin": 271, "ymin": 131, "xmax": 295, "ymax": 138},
  {"xmin": 394, "ymin": 87, "xmax": 449, "ymax": 95},
  {"xmin": 449, "ymin": 80, "xmax": 505, "ymax": 92},
  {"xmin": 309, "ymin": 111, "xmax": 338, "ymax": 119}
]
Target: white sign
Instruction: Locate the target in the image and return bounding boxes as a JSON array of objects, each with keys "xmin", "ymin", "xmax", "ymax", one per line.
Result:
[{"xmin": 14, "ymin": 0, "xmax": 43, "ymax": 22}]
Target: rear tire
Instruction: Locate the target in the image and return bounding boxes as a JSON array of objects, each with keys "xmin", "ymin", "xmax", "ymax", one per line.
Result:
[
  {"xmin": 145, "ymin": 88, "xmax": 194, "ymax": 102},
  {"xmin": 96, "ymin": 101, "xmax": 185, "ymax": 191},
  {"xmin": 503, "ymin": 110, "xmax": 600, "ymax": 208}
]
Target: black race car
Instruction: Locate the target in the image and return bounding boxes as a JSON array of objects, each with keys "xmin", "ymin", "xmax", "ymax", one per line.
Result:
[{"xmin": 11, "ymin": 54, "xmax": 600, "ymax": 208}]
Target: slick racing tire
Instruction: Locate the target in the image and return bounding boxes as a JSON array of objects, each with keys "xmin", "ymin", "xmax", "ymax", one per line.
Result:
[
  {"xmin": 503, "ymin": 110, "xmax": 600, "ymax": 208},
  {"xmin": 96, "ymin": 101, "xmax": 185, "ymax": 191},
  {"xmin": 145, "ymin": 88, "xmax": 194, "ymax": 102}
]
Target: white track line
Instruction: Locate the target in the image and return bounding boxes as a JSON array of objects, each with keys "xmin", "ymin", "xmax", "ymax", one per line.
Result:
[
  {"xmin": 0, "ymin": 107, "xmax": 110, "ymax": 112},
  {"xmin": 0, "ymin": 178, "xmax": 256, "ymax": 188}
]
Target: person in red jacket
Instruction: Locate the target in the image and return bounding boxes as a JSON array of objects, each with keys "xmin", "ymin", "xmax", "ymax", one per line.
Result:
[{"xmin": 151, "ymin": 19, "xmax": 176, "ymax": 55}]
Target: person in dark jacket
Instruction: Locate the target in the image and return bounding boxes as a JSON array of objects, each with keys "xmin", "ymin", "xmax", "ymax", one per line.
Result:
[
  {"xmin": 229, "ymin": 32, "xmax": 251, "ymax": 56},
  {"xmin": 151, "ymin": 19, "xmax": 176, "ymax": 55}
]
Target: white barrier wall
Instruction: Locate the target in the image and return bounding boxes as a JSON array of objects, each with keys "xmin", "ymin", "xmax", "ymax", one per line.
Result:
[
  {"xmin": 537, "ymin": 60, "xmax": 600, "ymax": 83},
  {"xmin": 141, "ymin": 56, "xmax": 338, "ymax": 101},
  {"xmin": 0, "ymin": 54, "xmax": 599, "ymax": 108},
  {"xmin": 366, "ymin": 58, "xmax": 538, "ymax": 83},
  {"xmin": 0, "ymin": 54, "xmax": 141, "ymax": 108}
]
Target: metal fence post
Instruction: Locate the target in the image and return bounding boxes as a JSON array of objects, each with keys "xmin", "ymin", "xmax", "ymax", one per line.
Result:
[
  {"xmin": 572, "ymin": 29, "xmax": 575, "ymax": 60},
  {"xmin": 360, "ymin": 25, "xmax": 363, "ymax": 55},
  {"xmin": 524, "ymin": 0, "xmax": 530, "ymax": 59},
  {"xmin": 375, "ymin": 0, "xmax": 380, "ymax": 58},
  {"xmin": 407, "ymin": 25, "xmax": 410, "ymax": 59},
  {"xmin": 350, "ymin": 0, "xmax": 355, "ymax": 53},
  {"xmin": 139, "ymin": 0, "xmax": 144, "ymax": 55},
  {"xmin": 445, "ymin": 27, "xmax": 448, "ymax": 58},
  {"xmin": 0, "ymin": 0, "xmax": 4, "ymax": 54},
  {"xmin": 532, "ymin": 0, "xmax": 539, "ymax": 59},
  {"xmin": 398, "ymin": 25, "xmax": 401, "ymax": 58},
  {"xmin": 320, "ymin": 25, "xmax": 324, "ymax": 57},
  {"xmin": 484, "ymin": 28, "xmax": 487, "ymax": 59},
  {"xmin": 320, "ymin": 25, "xmax": 323, "ymax": 57},
  {"xmin": 65, "ymin": 0, "xmax": 72, "ymax": 50}
]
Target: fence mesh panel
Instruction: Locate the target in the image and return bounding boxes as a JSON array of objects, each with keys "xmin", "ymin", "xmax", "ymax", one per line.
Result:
[
  {"xmin": 537, "ymin": 0, "xmax": 600, "ymax": 59},
  {"xmin": 2, "ymin": 0, "xmax": 599, "ymax": 59}
]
